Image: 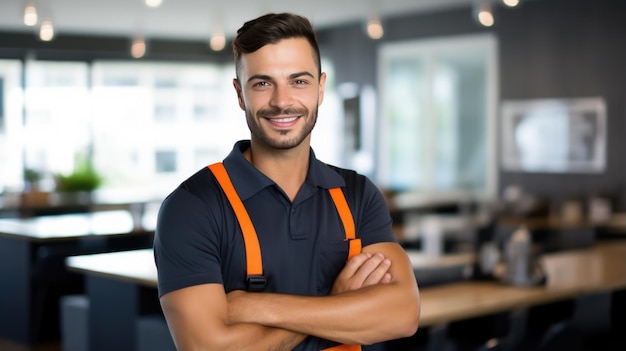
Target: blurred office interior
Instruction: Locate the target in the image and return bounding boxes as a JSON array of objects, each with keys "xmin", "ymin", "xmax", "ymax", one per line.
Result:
[{"xmin": 0, "ymin": 0, "xmax": 625, "ymax": 350}]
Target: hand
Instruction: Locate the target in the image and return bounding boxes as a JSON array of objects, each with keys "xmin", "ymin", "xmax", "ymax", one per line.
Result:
[{"xmin": 330, "ymin": 252, "xmax": 392, "ymax": 295}]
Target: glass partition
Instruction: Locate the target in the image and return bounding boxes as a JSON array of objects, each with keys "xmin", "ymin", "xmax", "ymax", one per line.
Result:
[{"xmin": 378, "ymin": 34, "xmax": 498, "ymax": 198}]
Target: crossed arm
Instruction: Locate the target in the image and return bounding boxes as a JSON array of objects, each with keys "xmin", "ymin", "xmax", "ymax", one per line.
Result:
[{"xmin": 160, "ymin": 242, "xmax": 420, "ymax": 350}]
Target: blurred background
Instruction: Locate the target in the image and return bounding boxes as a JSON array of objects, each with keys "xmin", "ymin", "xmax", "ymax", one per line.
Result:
[
  {"xmin": 1, "ymin": 0, "xmax": 625, "ymax": 350},
  {"xmin": 0, "ymin": 0, "xmax": 624, "ymax": 215}
]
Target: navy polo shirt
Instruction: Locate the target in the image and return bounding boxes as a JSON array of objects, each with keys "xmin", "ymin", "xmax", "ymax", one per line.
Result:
[{"xmin": 154, "ymin": 140, "xmax": 394, "ymax": 349}]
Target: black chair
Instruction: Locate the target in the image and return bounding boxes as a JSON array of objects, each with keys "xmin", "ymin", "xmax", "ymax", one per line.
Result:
[
  {"xmin": 536, "ymin": 291, "xmax": 613, "ymax": 351},
  {"xmin": 536, "ymin": 321, "xmax": 582, "ymax": 351}
]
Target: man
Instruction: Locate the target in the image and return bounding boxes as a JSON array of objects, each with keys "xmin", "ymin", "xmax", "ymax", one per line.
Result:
[{"xmin": 154, "ymin": 12, "xmax": 420, "ymax": 350}]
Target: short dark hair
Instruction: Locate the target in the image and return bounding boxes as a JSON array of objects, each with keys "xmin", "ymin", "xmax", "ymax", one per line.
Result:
[{"xmin": 232, "ymin": 13, "xmax": 322, "ymax": 80}]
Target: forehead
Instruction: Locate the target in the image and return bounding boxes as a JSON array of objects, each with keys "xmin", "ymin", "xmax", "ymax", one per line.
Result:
[{"xmin": 239, "ymin": 38, "xmax": 318, "ymax": 78}]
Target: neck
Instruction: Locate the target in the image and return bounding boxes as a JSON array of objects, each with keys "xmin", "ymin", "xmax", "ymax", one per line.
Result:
[{"xmin": 244, "ymin": 142, "xmax": 310, "ymax": 201}]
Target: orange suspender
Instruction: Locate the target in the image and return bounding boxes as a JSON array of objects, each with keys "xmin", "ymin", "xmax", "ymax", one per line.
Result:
[
  {"xmin": 328, "ymin": 187, "xmax": 361, "ymax": 260},
  {"xmin": 208, "ymin": 163, "xmax": 263, "ymax": 276},
  {"xmin": 208, "ymin": 162, "xmax": 362, "ymax": 351},
  {"xmin": 208, "ymin": 162, "xmax": 362, "ymax": 287}
]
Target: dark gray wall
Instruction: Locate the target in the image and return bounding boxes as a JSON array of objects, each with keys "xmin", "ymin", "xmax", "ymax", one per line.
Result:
[
  {"xmin": 318, "ymin": 0, "xmax": 626, "ymax": 210},
  {"xmin": 497, "ymin": 0, "xmax": 626, "ymax": 209}
]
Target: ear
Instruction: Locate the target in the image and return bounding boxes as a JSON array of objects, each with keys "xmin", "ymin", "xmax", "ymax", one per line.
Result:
[
  {"xmin": 318, "ymin": 72, "xmax": 327, "ymax": 106},
  {"xmin": 233, "ymin": 78, "xmax": 245, "ymax": 111}
]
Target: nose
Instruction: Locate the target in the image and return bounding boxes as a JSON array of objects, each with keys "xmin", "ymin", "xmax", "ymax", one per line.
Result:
[{"xmin": 269, "ymin": 83, "xmax": 293, "ymax": 109}]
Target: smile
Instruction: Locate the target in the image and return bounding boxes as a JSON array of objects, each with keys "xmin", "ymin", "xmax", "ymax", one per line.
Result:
[{"xmin": 269, "ymin": 116, "xmax": 299, "ymax": 123}]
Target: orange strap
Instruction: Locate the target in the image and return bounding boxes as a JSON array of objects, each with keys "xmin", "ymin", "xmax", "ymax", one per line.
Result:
[
  {"xmin": 328, "ymin": 187, "xmax": 361, "ymax": 260},
  {"xmin": 209, "ymin": 162, "xmax": 363, "ymax": 350},
  {"xmin": 208, "ymin": 163, "xmax": 263, "ymax": 277},
  {"xmin": 322, "ymin": 345, "xmax": 361, "ymax": 351},
  {"xmin": 209, "ymin": 162, "xmax": 361, "ymax": 272}
]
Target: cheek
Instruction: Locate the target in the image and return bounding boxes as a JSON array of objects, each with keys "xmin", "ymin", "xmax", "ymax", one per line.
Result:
[{"xmin": 243, "ymin": 91, "xmax": 271, "ymax": 110}]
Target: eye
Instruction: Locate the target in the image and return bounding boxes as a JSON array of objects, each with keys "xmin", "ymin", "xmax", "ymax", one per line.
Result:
[
  {"xmin": 294, "ymin": 79, "xmax": 309, "ymax": 86},
  {"xmin": 254, "ymin": 81, "xmax": 270, "ymax": 87}
]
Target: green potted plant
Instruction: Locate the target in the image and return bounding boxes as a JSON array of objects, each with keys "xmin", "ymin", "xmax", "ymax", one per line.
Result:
[{"xmin": 55, "ymin": 153, "xmax": 103, "ymax": 204}]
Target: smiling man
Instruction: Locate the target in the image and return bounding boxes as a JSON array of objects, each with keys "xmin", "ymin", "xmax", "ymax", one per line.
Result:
[{"xmin": 154, "ymin": 13, "xmax": 420, "ymax": 351}]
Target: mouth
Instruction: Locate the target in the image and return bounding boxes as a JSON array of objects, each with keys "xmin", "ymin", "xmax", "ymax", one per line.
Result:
[
  {"xmin": 265, "ymin": 115, "xmax": 301, "ymax": 128},
  {"xmin": 269, "ymin": 116, "xmax": 299, "ymax": 123}
]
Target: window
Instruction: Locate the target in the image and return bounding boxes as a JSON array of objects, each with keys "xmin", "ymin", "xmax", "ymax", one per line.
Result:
[
  {"xmin": 0, "ymin": 60, "xmax": 23, "ymax": 191},
  {"xmin": 23, "ymin": 61, "xmax": 91, "ymax": 187},
  {"xmin": 378, "ymin": 34, "xmax": 498, "ymax": 197},
  {"xmin": 155, "ymin": 150, "xmax": 177, "ymax": 173},
  {"xmin": 90, "ymin": 61, "xmax": 246, "ymax": 196},
  {"xmin": 0, "ymin": 58, "xmax": 343, "ymax": 201}
]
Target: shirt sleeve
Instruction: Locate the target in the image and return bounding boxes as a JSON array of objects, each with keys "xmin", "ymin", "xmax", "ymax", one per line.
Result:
[{"xmin": 153, "ymin": 184, "xmax": 224, "ymax": 298}]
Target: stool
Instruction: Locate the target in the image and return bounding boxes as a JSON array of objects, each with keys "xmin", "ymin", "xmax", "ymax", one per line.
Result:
[
  {"xmin": 136, "ymin": 314, "xmax": 176, "ymax": 351},
  {"xmin": 60, "ymin": 294, "xmax": 89, "ymax": 351}
]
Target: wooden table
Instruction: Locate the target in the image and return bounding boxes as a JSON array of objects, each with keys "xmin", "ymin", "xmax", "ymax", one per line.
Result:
[
  {"xmin": 418, "ymin": 241, "xmax": 626, "ymax": 327},
  {"xmin": 66, "ymin": 241, "xmax": 626, "ymax": 351},
  {"xmin": 0, "ymin": 210, "xmax": 155, "ymax": 345}
]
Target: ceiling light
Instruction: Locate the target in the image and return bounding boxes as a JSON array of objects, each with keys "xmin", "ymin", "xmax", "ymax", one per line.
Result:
[
  {"xmin": 367, "ymin": 19, "xmax": 384, "ymax": 40},
  {"xmin": 476, "ymin": 2, "xmax": 495, "ymax": 27},
  {"xmin": 210, "ymin": 33, "xmax": 226, "ymax": 51},
  {"xmin": 145, "ymin": 0, "xmax": 163, "ymax": 8},
  {"xmin": 39, "ymin": 19, "xmax": 54, "ymax": 41},
  {"xmin": 23, "ymin": 2, "xmax": 38, "ymax": 26},
  {"xmin": 131, "ymin": 36, "xmax": 147, "ymax": 58},
  {"xmin": 502, "ymin": 0, "xmax": 520, "ymax": 7}
]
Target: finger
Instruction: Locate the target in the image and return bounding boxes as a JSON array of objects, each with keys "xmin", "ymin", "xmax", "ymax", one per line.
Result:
[
  {"xmin": 350, "ymin": 253, "xmax": 387, "ymax": 283},
  {"xmin": 362, "ymin": 257, "xmax": 392, "ymax": 287},
  {"xmin": 338, "ymin": 252, "xmax": 372, "ymax": 278},
  {"xmin": 330, "ymin": 253, "xmax": 373, "ymax": 294}
]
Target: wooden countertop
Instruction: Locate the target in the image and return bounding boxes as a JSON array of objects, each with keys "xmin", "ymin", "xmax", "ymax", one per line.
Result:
[{"xmin": 418, "ymin": 240, "xmax": 626, "ymax": 326}]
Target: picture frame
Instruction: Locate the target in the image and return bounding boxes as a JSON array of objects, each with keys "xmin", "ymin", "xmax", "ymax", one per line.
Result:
[{"xmin": 501, "ymin": 97, "xmax": 607, "ymax": 173}]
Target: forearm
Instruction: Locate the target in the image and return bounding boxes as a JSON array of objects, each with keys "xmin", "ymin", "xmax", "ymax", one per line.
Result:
[
  {"xmin": 233, "ymin": 325, "xmax": 306, "ymax": 351},
  {"xmin": 213, "ymin": 324, "xmax": 307, "ymax": 351},
  {"xmin": 160, "ymin": 284, "xmax": 307, "ymax": 351},
  {"xmin": 167, "ymin": 312, "xmax": 308, "ymax": 351},
  {"xmin": 229, "ymin": 282, "xmax": 418, "ymax": 345}
]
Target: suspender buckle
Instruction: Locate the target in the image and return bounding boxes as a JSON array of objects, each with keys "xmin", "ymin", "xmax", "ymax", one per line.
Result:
[{"xmin": 247, "ymin": 274, "xmax": 267, "ymax": 292}]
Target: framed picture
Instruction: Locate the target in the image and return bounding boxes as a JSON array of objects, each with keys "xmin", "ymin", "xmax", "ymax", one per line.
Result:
[{"xmin": 501, "ymin": 97, "xmax": 606, "ymax": 173}]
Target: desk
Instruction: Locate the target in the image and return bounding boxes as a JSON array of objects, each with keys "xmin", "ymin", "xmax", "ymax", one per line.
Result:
[
  {"xmin": 66, "ymin": 241, "xmax": 626, "ymax": 350},
  {"xmin": 67, "ymin": 249, "xmax": 158, "ymax": 351},
  {"xmin": 418, "ymin": 240, "xmax": 626, "ymax": 327},
  {"xmin": 65, "ymin": 249, "xmax": 475, "ymax": 351},
  {"xmin": 0, "ymin": 210, "xmax": 155, "ymax": 345}
]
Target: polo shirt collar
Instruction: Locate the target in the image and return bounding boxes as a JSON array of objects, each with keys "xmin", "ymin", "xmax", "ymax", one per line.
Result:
[{"xmin": 222, "ymin": 140, "xmax": 345, "ymax": 201}]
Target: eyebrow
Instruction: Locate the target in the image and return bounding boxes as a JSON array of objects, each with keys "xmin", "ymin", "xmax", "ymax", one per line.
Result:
[{"xmin": 246, "ymin": 71, "xmax": 315, "ymax": 84}]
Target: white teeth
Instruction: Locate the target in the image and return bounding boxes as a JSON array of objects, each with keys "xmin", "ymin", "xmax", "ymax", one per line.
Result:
[{"xmin": 271, "ymin": 116, "xmax": 298, "ymax": 122}]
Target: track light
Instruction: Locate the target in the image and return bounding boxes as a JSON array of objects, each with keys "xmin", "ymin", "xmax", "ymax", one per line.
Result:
[
  {"xmin": 502, "ymin": 0, "xmax": 520, "ymax": 7},
  {"xmin": 39, "ymin": 19, "xmax": 54, "ymax": 41},
  {"xmin": 24, "ymin": 2, "xmax": 38, "ymax": 26},
  {"xmin": 131, "ymin": 35, "xmax": 147, "ymax": 58},
  {"xmin": 145, "ymin": 0, "xmax": 163, "ymax": 8},
  {"xmin": 474, "ymin": 1, "xmax": 495, "ymax": 27},
  {"xmin": 367, "ymin": 18, "xmax": 384, "ymax": 40},
  {"xmin": 210, "ymin": 32, "xmax": 226, "ymax": 51}
]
